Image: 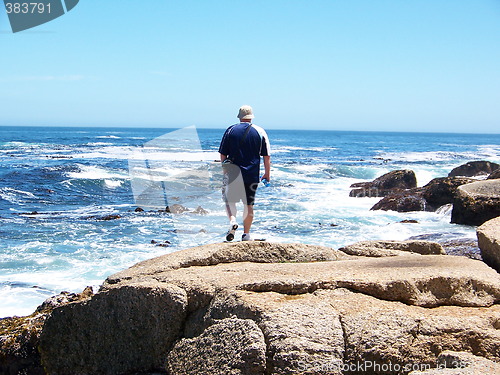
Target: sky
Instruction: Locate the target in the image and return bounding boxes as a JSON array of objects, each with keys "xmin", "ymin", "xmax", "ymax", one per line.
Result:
[{"xmin": 0, "ymin": 0, "xmax": 499, "ymax": 133}]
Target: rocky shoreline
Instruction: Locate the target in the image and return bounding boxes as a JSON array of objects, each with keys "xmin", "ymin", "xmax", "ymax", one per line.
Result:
[{"xmin": 1, "ymin": 160, "xmax": 499, "ymax": 375}]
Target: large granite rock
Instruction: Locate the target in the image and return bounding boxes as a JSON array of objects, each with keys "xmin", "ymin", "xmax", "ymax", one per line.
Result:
[
  {"xmin": 39, "ymin": 284, "xmax": 188, "ymax": 375},
  {"xmin": 350, "ymin": 169, "xmax": 417, "ymax": 197},
  {"xmin": 448, "ymin": 160, "xmax": 499, "ymax": 178},
  {"xmin": 477, "ymin": 216, "xmax": 500, "ymax": 273},
  {"xmin": 451, "ymin": 180, "xmax": 500, "ymax": 226},
  {"xmin": 5, "ymin": 242, "xmax": 500, "ymax": 374},
  {"xmin": 0, "ymin": 288, "xmax": 93, "ymax": 375},
  {"xmin": 167, "ymin": 318, "xmax": 267, "ymax": 375},
  {"xmin": 339, "ymin": 240, "xmax": 445, "ymax": 257}
]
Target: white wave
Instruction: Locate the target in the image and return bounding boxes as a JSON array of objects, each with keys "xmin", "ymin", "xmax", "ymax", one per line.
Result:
[
  {"xmin": 0, "ymin": 188, "xmax": 36, "ymax": 203},
  {"xmin": 66, "ymin": 164, "xmax": 128, "ymax": 180},
  {"xmin": 96, "ymin": 135, "xmax": 121, "ymax": 139},
  {"xmin": 105, "ymin": 179, "xmax": 124, "ymax": 188}
]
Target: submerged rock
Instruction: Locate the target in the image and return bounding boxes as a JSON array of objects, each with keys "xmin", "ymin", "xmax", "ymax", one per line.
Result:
[{"xmin": 448, "ymin": 160, "xmax": 499, "ymax": 178}]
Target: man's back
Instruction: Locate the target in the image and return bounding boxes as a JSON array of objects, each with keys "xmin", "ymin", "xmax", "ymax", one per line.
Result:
[{"xmin": 219, "ymin": 122, "xmax": 270, "ymax": 184}]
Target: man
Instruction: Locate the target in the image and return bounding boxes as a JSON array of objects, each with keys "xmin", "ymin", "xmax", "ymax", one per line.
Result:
[{"xmin": 219, "ymin": 105, "xmax": 271, "ymax": 241}]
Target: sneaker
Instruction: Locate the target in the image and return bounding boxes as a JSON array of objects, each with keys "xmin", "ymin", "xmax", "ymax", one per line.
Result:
[
  {"xmin": 225, "ymin": 220, "xmax": 238, "ymax": 241},
  {"xmin": 241, "ymin": 233, "xmax": 252, "ymax": 241}
]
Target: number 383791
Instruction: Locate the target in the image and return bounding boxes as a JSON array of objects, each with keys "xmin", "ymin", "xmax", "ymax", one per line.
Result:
[{"xmin": 5, "ymin": 2, "xmax": 52, "ymax": 14}]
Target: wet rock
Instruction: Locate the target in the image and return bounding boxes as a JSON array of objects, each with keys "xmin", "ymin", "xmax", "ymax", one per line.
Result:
[
  {"xmin": 371, "ymin": 177, "xmax": 475, "ymax": 213},
  {"xmin": 350, "ymin": 169, "xmax": 417, "ymax": 197},
  {"xmin": 477, "ymin": 216, "xmax": 500, "ymax": 273},
  {"xmin": 400, "ymin": 219, "xmax": 419, "ymax": 223},
  {"xmin": 421, "ymin": 177, "xmax": 476, "ymax": 208},
  {"xmin": 406, "ymin": 234, "xmax": 481, "ymax": 260},
  {"xmin": 166, "ymin": 204, "xmax": 189, "ymax": 214},
  {"xmin": 370, "ymin": 192, "xmax": 429, "ymax": 212},
  {"xmin": 448, "ymin": 160, "xmax": 499, "ymax": 178},
  {"xmin": 191, "ymin": 206, "xmax": 208, "ymax": 215},
  {"xmin": 488, "ymin": 168, "xmax": 500, "ymax": 180},
  {"xmin": 451, "ymin": 180, "xmax": 500, "ymax": 226},
  {"xmin": 151, "ymin": 240, "xmax": 172, "ymax": 247},
  {"xmin": 135, "ymin": 207, "xmax": 145, "ymax": 212},
  {"xmin": 339, "ymin": 240, "xmax": 445, "ymax": 257}
]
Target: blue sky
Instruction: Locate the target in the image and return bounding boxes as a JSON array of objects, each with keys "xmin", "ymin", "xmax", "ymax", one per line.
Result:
[{"xmin": 1, "ymin": 0, "xmax": 499, "ymax": 133}]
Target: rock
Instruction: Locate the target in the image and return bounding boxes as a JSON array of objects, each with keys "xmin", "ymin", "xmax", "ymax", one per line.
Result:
[
  {"xmin": 339, "ymin": 240, "xmax": 445, "ymax": 257},
  {"xmin": 39, "ymin": 283, "xmax": 188, "ymax": 375},
  {"xmin": 488, "ymin": 169, "xmax": 500, "ymax": 180},
  {"xmin": 448, "ymin": 160, "xmax": 499, "ymax": 178},
  {"xmin": 166, "ymin": 204, "xmax": 189, "ymax": 214},
  {"xmin": 407, "ymin": 234, "xmax": 481, "ymax": 260},
  {"xmin": 0, "ymin": 288, "xmax": 93, "ymax": 375},
  {"xmin": 8, "ymin": 242, "xmax": 500, "ymax": 374},
  {"xmin": 400, "ymin": 219, "xmax": 419, "ymax": 223},
  {"xmin": 191, "ymin": 206, "xmax": 208, "ymax": 215},
  {"xmin": 350, "ymin": 169, "xmax": 417, "ymax": 197},
  {"xmin": 409, "ymin": 351, "xmax": 500, "ymax": 374},
  {"xmin": 477, "ymin": 216, "xmax": 500, "ymax": 273},
  {"xmin": 167, "ymin": 318, "xmax": 267, "ymax": 375},
  {"xmin": 35, "ymin": 287, "xmax": 93, "ymax": 313},
  {"xmin": 421, "ymin": 177, "xmax": 476, "ymax": 209},
  {"xmin": 451, "ymin": 180, "xmax": 500, "ymax": 226},
  {"xmin": 370, "ymin": 192, "xmax": 429, "ymax": 212},
  {"xmin": 135, "ymin": 207, "xmax": 145, "ymax": 212},
  {"xmin": 371, "ymin": 177, "xmax": 475, "ymax": 213}
]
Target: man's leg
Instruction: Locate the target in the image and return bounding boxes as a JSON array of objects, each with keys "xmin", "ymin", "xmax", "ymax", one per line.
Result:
[
  {"xmin": 225, "ymin": 201, "xmax": 238, "ymax": 241},
  {"xmin": 243, "ymin": 204, "xmax": 254, "ymax": 234}
]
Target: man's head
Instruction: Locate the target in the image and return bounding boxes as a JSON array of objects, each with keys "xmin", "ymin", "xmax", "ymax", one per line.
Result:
[{"xmin": 237, "ymin": 105, "xmax": 254, "ymax": 121}]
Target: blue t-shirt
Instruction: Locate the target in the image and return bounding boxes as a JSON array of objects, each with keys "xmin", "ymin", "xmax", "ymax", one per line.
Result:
[{"xmin": 219, "ymin": 123, "xmax": 270, "ymax": 184}]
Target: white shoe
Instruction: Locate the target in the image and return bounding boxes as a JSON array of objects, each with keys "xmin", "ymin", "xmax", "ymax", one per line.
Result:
[
  {"xmin": 241, "ymin": 233, "xmax": 252, "ymax": 241},
  {"xmin": 226, "ymin": 220, "xmax": 238, "ymax": 241}
]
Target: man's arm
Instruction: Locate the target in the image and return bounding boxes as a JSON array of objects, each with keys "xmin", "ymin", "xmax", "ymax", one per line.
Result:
[
  {"xmin": 220, "ymin": 153, "xmax": 227, "ymax": 162},
  {"xmin": 262, "ymin": 155, "xmax": 271, "ymax": 181}
]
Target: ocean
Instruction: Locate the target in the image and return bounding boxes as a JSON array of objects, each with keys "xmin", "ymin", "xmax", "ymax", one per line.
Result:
[{"xmin": 1, "ymin": 126, "xmax": 499, "ymax": 317}]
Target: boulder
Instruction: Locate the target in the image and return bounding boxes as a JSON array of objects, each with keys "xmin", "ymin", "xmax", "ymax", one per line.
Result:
[
  {"xmin": 339, "ymin": 240, "xmax": 445, "ymax": 257},
  {"xmin": 167, "ymin": 318, "xmax": 267, "ymax": 375},
  {"xmin": 370, "ymin": 191, "xmax": 429, "ymax": 212},
  {"xmin": 451, "ymin": 180, "xmax": 500, "ymax": 226},
  {"xmin": 371, "ymin": 177, "xmax": 475, "ymax": 213},
  {"xmin": 488, "ymin": 168, "xmax": 500, "ymax": 180},
  {"xmin": 421, "ymin": 177, "xmax": 476, "ymax": 209},
  {"xmin": 0, "ymin": 288, "xmax": 93, "ymax": 375},
  {"xmin": 350, "ymin": 169, "xmax": 417, "ymax": 197},
  {"xmin": 409, "ymin": 351, "xmax": 500, "ymax": 374},
  {"xmin": 448, "ymin": 161, "xmax": 499, "ymax": 178},
  {"xmin": 477, "ymin": 216, "xmax": 500, "ymax": 273},
  {"xmin": 39, "ymin": 283, "xmax": 188, "ymax": 375},
  {"xmin": 5, "ymin": 242, "xmax": 500, "ymax": 374}
]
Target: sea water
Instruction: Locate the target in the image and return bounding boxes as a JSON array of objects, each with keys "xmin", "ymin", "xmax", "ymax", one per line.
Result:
[{"xmin": 1, "ymin": 126, "xmax": 499, "ymax": 317}]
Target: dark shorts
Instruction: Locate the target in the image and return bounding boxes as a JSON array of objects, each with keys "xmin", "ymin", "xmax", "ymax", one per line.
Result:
[{"xmin": 222, "ymin": 177, "xmax": 259, "ymax": 205}]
